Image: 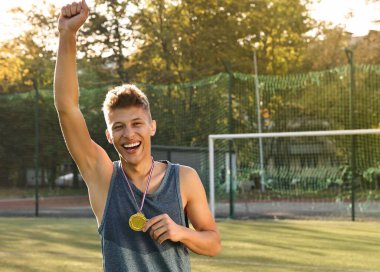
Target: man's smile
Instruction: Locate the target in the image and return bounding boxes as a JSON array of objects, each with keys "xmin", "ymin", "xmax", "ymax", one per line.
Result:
[{"xmin": 122, "ymin": 141, "xmax": 142, "ymax": 152}]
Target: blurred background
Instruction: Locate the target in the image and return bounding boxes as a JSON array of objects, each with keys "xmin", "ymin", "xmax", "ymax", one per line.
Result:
[{"xmin": 1, "ymin": 0, "xmax": 380, "ymax": 220}]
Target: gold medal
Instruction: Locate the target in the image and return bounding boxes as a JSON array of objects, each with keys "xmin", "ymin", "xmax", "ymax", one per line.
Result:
[
  {"xmin": 121, "ymin": 157, "xmax": 155, "ymax": 232},
  {"xmin": 129, "ymin": 212, "xmax": 147, "ymax": 231}
]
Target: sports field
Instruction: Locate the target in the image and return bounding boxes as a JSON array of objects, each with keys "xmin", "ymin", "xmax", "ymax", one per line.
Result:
[{"xmin": 0, "ymin": 218, "xmax": 379, "ymax": 272}]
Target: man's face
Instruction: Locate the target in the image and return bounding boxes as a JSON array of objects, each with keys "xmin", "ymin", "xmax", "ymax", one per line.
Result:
[{"xmin": 106, "ymin": 106, "xmax": 156, "ymax": 165}]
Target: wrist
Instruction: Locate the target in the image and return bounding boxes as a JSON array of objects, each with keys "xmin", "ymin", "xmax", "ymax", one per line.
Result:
[
  {"xmin": 59, "ymin": 29, "xmax": 77, "ymax": 39},
  {"xmin": 177, "ymin": 225, "xmax": 191, "ymax": 243}
]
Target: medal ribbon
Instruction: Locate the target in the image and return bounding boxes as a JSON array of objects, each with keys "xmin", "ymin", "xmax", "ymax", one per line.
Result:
[{"xmin": 121, "ymin": 157, "xmax": 155, "ymax": 213}]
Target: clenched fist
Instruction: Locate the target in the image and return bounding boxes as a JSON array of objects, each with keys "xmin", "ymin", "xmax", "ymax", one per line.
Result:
[{"xmin": 58, "ymin": 0, "xmax": 89, "ymax": 34}]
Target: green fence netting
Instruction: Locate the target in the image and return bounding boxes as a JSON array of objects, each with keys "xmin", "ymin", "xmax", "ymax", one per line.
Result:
[{"xmin": 0, "ymin": 64, "xmax": 380, "ymax": 219}]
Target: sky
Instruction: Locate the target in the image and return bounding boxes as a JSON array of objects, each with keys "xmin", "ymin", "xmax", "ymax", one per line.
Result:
[
  {"xmin": 309, "ymin": 0, "xmax": 380, "ymax": 36},
  {"xmin": 0, "ymin": 0, "xmax": 380, "ymax": 43},
  {"xmin": 0, "ymin": 0, "xmax": 94, "ymax": 43}
]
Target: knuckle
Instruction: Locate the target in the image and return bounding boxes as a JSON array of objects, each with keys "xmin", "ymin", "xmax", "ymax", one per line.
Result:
[{"xmin": 164, "ymin": 214, "xmax": 171, "ymax": 222}]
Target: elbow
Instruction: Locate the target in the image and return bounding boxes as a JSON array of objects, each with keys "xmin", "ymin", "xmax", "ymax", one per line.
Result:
[
  {"xmin": 54, "ymin": 102, "xmax": 77, "ymax": 115},
  {"xmin": 211, "ymin": 240, "xmax": 222, "ymax": 257},
  {"xmin": 54, "ymin": 94, "xmax": 78, "ymax": 113},
  {"xmin": 55, "ymin": 106, "xmax": 69, "ymax": 116},
  {"xmin": 54, "ymin": 99, "xmax": 66, "ymax": 113},
  {"xmin": 205, "ymin": 244, "xmax": 221, "ymax": 257},
  {"xmin": 206, "ymin": 235, "xmax": 222, "ymax": 257},
  {"xmin": 54, "ymin": 102, "xmax": 63, "ymax": 112},
  {"xmin": 208, "ymin": 246, "xmax": 221, "ymax": 257}
]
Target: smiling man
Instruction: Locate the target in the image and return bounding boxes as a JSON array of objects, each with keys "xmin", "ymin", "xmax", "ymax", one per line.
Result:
[{"xmin": 54, "ymin": 1, "xmax": 221, "ymax": 271}]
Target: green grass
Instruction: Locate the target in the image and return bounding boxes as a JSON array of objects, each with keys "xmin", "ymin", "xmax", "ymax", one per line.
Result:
[
  {"xmin": 0, "ymin": 187, "xmax": 88, "ymax": 199},
  {"xmin": 0, "ymin": 218, "xmax": 379, "ymax": 272}
]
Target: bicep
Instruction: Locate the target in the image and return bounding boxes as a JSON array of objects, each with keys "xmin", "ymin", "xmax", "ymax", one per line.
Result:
[
  {"xmin": 180, "ymin": 167, "xmax": 217, "ymax": 232},
  {"xmin": 57, "ymin": 107, "xmax": 110, "ymax": 176}
]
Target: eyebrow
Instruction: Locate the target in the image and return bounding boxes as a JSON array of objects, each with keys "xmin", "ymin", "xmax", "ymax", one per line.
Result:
[
  {"xmin": 111, "ymin": 122, "xmax": 123, "ymax": 128},
  {"xmin": 112, "ymin": 118, "xmax": 144, "ymax": 127}
]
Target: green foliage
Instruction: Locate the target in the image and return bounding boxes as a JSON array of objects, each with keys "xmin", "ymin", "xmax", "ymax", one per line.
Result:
[
  {"xmin": 1, "ymin": 65, "xmax": 380, "ymax": 202},
  {"xmin": 0, "ymin": 93, "xmax": 36, "ymax": 185},
  {"xmin": 0, "ymin": 42, "xmax": 25, "ymax": 93},
  {"xmin": 128, "ymin": 0, "xmax": 313, "ymax": 83},
  {"xmin": 8, "ymin": 4, "xmax": 58, "ymax": 91},
  {"xmin": 80, "ymin": 0, "xmax": 135, "ymax": 82},
  {"xmin": 302, "ymin": 26, "xmax": 351, "ymax": 71},
  {"xmin": 3, "ymin": 0, "xmax": 380, "ymax": 92}
]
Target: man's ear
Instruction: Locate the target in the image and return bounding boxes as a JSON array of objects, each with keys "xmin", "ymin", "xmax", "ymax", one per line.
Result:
[
  {"xmin": 105, "ymin": 129, "xmax": 113, "ymax": 144},
  {"xmin": 151, "ymin": 120, "xmax": 157, "ymax": 136}
]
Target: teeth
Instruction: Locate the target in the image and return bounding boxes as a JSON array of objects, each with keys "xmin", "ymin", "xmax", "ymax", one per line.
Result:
[{"xmin": 123, "ymin": 142, "xmax": 140, "ymax": 148}]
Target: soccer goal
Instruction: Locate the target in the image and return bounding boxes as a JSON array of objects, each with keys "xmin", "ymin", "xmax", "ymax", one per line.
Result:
[{"xmin": 208, "ymin": 129, "xmax": 380, "ymax": 220}]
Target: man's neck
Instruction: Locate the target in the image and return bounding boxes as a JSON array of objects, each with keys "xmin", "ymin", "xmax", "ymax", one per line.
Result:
[{"xmin": 121, "ymin": 156, "xmax": 154, "ymax": 186}]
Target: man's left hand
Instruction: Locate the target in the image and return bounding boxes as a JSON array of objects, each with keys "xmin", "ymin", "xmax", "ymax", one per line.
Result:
[{"xmin": 143, "ymin": 214, "xmax": 184, "ymax": 244}]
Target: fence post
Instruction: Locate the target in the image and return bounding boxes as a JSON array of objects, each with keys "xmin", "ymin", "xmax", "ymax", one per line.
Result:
[
  {"xmin": 222, "ymin": 60, "xmax": 235, "ymax": 219},
  {"xmin": 253, "ymin": 51, "xmax": 266, "ymax": 192},
  {"xmin": 345, "ymin": 49, "xmax": 356, "ymax": 222},
  {"xmin": 33, "ymin": 79, "xmax": 40, "ymax": 217}
]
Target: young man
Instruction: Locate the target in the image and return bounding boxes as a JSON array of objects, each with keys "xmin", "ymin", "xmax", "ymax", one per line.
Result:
[{"xmin": 54, "ymin": 1, "xmax": 221, "ymax": 271}]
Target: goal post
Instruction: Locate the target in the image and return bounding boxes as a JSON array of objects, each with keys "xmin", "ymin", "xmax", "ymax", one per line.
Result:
[{"xmin": 208, "ymin": 128, "xmax": 380, "ymax": 219}]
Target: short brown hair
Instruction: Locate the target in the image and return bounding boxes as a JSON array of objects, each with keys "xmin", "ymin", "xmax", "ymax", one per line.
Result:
[{"xmin": 102, "ymin": 84, "xmax": 151, "ymax": 122}]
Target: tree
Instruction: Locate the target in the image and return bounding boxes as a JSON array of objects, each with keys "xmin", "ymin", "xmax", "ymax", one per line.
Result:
[
  {"xmin": 302, "ymin": 25, "xmax": 351, "ymax": 70},
  {"xmin": 237, "ymin": 0, "xmax": 314, "ymax": 74},
  {"xmin": 127, "ymin": 0, "xmax": 185, "ymax": 83},
  {"xmin": 79, "ymin": 0, "xmax": 136, "ymax": 83},
  {"xmin": 128, "ymin": 0, "xmax": 315, "ymax": 84},
  {"xmin": 6, "ymin": 1, "xmax": 126, "ymax": 92},
  {"xmin": 7, "ymin": 3, "xmax": 58, "ymax": 92},
  {"xmin": 0, "ymin": 42, "xmax": 24, "ymax": 93},
  {"xmin": 354, "ymin": 30, "xmax": 380, "ymax": 65},
  {"xmin": 2, "ymin": 0, "xmax": 317, "ymax": 90}
]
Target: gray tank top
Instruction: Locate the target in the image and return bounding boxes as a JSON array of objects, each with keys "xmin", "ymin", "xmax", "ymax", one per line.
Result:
[{"xmin": 98, "ymin": 161, "xmax": 191, "ymax": 272}]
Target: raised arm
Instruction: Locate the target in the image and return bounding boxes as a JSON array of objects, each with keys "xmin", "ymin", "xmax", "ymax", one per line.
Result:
[
  {"xmin": 55, "ymin": 0, "xmax": 88, "ymax": 112},
  {"xmin": 54, "ymin": 0, "xmax": 113, "ymax": 222}
]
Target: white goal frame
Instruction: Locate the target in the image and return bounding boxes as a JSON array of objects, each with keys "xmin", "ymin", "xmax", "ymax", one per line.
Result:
[{"xmin": 208, "ymin": 128, "xmax": 380, "ymax": 217}]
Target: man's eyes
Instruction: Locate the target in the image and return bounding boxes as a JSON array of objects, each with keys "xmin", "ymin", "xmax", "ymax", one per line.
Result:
[{"xmin": 113, "ymin": 123, "xmax": 143, "ymax": 130}]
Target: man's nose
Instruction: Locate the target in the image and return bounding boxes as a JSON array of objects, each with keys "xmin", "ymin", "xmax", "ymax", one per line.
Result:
[{"xmin": 122, "ymin": 126, "xmax": 134, "ymax": 138}]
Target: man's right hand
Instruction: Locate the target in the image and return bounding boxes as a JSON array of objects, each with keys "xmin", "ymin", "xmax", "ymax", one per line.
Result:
[{"xmin": 58, "ymin": 0, "xmax": 89, "ymax": 34}]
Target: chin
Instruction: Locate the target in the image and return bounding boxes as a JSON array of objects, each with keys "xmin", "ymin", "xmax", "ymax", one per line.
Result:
[
  {"xmin": 120, "ymin": 152, "xmax": 147, "ymax": 165},
  {"xmin": 116, "ymin": 144, "xmax": 151, "ymax": 164}
]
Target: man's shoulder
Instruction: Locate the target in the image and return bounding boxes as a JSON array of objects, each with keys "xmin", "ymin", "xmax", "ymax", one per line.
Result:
[
  {"xmin": 177, "ymin": 165, "xmax": 201, "ymax": 187},
  {"xmin": 157, "ymin": 160, "xmax": 196, "ymax": 174},
  {"xmin": 178, "ymin": 164, "xmax": 198, "ymax": 175}
]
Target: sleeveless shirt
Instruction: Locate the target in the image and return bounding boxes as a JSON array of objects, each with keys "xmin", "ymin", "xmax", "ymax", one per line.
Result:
[{"xmin": 98, "ymin": 160, "xmax": 191, "ymax": 272}]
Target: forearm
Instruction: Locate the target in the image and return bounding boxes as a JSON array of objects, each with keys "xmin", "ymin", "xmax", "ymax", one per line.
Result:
[
  {"xmin": 179, "ymin": 226, "xmax": 221, "ymax": 257},
  {"xmin": 54, "ymin": 31, "xmax": 79, "ymax": 111}
]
